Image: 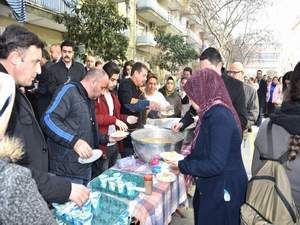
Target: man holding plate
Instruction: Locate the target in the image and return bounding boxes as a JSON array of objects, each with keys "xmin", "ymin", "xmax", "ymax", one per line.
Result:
[{"xmin": 42, "ymin": 68, "xmax": 125, "ymax": 185}]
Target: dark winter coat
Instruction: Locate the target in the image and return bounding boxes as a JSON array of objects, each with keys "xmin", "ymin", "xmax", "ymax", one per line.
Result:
[
  {"xmin": 178, "ymin": 106, "xmax": 248, "ymax": 225},
  {"xmin": 1, "ymin": 63, "xmax": 71, "ymax": 204},
  {"xmin": 46, "ymin": 59, "xmax": 85, "ymax": 95},
  {"xmin": 42, "ymin": 82, "xmax": 108, "ymax": 180}
]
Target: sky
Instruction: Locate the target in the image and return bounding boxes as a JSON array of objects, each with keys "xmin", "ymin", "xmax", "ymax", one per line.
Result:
[
  {"xmin": 258, "ymin": 0, "xmax": 300, "ymax": 43},
  {"xmin": 240, "ymin": 0, "xmax": 300, "ymax": 74}
]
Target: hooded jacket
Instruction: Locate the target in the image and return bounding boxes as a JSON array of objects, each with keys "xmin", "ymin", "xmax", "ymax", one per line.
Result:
[
  {"xmin": 0, "ymin": 137, "xmax": 57, "ymax": 225},
  {"xmin": 252, "ymin": 101, "xmax": 300, "ymax": 207}
]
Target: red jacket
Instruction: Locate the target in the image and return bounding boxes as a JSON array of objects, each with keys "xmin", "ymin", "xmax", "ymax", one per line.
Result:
[{"xmin": 95, "ymin": 92, "xmax": 127, "ymax": 153}]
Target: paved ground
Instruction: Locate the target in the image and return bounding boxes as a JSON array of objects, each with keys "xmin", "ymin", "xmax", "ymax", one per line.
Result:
[
  {"xmin": 171, "ymin": 205, "xmax": 194, "ymax": 225},
  {"xmin": 170, "ymin": 187, "xmax": 194, "ymax": 225}
]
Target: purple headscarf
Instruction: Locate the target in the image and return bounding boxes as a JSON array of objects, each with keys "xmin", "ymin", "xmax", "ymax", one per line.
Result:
[{"xmin": 184, "ymin": 68, "xmax": 241, "ymax": 148}]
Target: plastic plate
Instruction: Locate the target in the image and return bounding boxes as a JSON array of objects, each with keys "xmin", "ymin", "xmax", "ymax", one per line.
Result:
[
  {"xmin": 160, "ymin": 151, "xmax": 184, "ymax": 162},
  {"xmin": 78, "ymin": 149, "xmax": 103, "ymax": 164},
  {"xmin": 156, "ymin": 171, "xmax": 176, "ymax": 183},
  {"xmin": 110, "ymin": 130, "xmax": 129, "ymax": 138}
]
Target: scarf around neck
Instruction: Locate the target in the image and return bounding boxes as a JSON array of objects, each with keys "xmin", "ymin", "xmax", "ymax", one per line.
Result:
[{"xmin": 270, "ymin": 101, "xmax": 300, "ymax": 135}]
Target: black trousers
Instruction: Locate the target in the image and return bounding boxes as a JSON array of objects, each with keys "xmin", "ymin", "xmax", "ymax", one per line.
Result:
[{"xmin": 266, "ymin": 102, "xmax": 275, "ymax": 116}]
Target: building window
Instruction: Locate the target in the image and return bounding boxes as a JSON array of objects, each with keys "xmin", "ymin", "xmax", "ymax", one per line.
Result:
[{"xmin": 136, "ymin": 20, "xmax": 149, "ymax": 36}]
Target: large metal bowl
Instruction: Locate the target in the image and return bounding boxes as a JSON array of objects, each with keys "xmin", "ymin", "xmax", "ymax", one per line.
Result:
[
  {"xmin": 146, "ymin": 118, "xmax": 196, "ymax": 144},
  {"xmin": 131, "ymin": 128, "xmax": 184, "ymax": 163}
]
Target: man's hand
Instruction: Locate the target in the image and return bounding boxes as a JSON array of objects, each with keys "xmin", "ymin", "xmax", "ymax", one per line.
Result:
[
  {"xmin": 73, "ymin": 139, "xmax": 93, "ymax": 159},
  {"xmin": 115, "ymin": 119, "xmax": 128, "ymax": 131},
  {"xmin": 171, "ymin": 122, "xmax": 183, "ymax": 132},
  {"xmin": 127, "ymin": 115, "xmax": 138, "ymax": 124},
  {"xmin": 69, "ymin": 183, "xmax": 90, "ymax": 207},
  {"xmin": 149, "ymin": 101, "xmax": 160, "ymax": 111}
]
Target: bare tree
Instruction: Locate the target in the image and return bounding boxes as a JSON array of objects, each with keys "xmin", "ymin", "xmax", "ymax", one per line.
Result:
[
  {"xmin": 191, "ymin": 0, "xmax": 271, "ymax": 65},
  {"xmin": 231, "ymin": 29, "xmax": 273, "ymax": 64}
]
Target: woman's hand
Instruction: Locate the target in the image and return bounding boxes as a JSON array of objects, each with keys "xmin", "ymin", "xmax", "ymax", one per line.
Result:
[{"xmin": 165, "ymin": 160, "xmax": 179, "ymax": 171}]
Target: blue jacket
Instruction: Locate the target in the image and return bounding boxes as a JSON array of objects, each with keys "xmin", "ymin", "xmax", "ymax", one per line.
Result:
[
  {"xmin": 42, "ymin": 82, "xmax": 108, "ymax": 180},
  {"xmin": 179, "ymin": 105, "xmax": 247, "ymax": 225}
]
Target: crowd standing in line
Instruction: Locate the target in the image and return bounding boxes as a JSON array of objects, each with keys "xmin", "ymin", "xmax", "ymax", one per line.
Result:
[{"xmin": 1, "ymin": 23, "xmax": 295, "ymax": 225}]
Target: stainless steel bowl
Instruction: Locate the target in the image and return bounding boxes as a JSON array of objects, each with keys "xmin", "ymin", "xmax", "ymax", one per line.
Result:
[
  {"xmin": 146, "ymin": 118, "xmax": 196, "ymax": 144},
  {"xmin": 131, "ymin": 128, "xmax": 184, "ymax": 163}
]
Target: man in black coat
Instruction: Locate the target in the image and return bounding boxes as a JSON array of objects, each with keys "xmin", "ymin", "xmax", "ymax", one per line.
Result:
[
  {"xmin": 46, "ymin": 40, "xmax": 86, "ymax": 96},
  {"xmin": 255, "ymin": 69, "xmax": 267, "ymax": 126},
  {"xmin": 172, "ymin": 47, "xmax": 247, "ymax": 132},
  {"xmin": 0, "ymin": 24, "xmax": 89, "ymax": 206}
]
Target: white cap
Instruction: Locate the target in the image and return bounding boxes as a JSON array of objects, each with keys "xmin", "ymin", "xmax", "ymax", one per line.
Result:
[{"xmin": 0, "ymin": 72, "xmax": 15, "ymax": 136}]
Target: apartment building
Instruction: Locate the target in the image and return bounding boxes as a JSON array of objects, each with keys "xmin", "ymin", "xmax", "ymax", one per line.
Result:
[
  {"xmin": 0, "ymin": 0, "xmax": 72, "ymax": 45},
  {"xmin": 1, "ymin": 0, "xmax": 205, "ymax": 64}
]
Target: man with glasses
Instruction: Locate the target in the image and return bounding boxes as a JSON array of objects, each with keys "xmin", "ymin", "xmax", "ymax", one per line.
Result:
[
  {"xmin": 172, "ymin": 47, "xmax": 247, "ymax": 132},
  {"xmin": 46, "ymin": 40, "xmax": 85, "ymax": 96},
  {"xmin": 228, "ymin": 62, "xmax": 259, "ymax": 129}
]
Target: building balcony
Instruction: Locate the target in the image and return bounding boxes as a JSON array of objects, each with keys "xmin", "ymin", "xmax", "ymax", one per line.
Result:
[
  {"xmin": 137, "ymin": 0, "xmax": 169, "ymax": 26},
  {"xmin": 136, "ymin": 32, "xmax": 157, "ymax": 47},
  {"xmin": 25, "ymin": 0, "xmax": 73, "ymax": 31},
  {"xmin": 25, "ymin": 0, "xmax": 73, "ymax": 14},
  {"xmin": 158, "ymin": 0, "xmax": 186, "ymax": 11},
  {"xmin": 168, "ymin": 15, "xmax": 186, "ymax": 33}
]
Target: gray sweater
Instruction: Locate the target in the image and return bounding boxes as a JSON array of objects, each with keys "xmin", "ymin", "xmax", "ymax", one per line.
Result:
[
  {"xmin": 0, "ymin": 158, "xmax": 57, "ymax": 225},
  {"xmin": 252, "ymin": 119, "xmax": 300, "ymax": 207}
]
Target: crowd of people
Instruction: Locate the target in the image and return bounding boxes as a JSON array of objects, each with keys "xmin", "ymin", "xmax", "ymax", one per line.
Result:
[{"xmin": 0, "ymin": 23, "xmax": 299, "ymax": 225}]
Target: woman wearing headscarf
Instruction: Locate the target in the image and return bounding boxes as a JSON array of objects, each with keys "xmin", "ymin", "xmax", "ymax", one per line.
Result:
[
  {"xmin": 0, "ymin": 73, "xmax": 56, "ymax": 225},
  {"xmin": 252, "ymin": 62, "xmax": 300, "ymax": 209},
  {"xmin": 159, "ymin": 76, "xmax": 182, "ymax": 117},
  {"xmin": 167, "ymin": 68, "xmax": 247, "ymax": 225}
]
